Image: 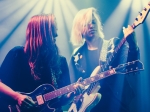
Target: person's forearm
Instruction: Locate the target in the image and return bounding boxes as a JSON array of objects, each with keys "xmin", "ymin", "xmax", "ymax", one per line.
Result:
[{"xmin": 0, "ymin": 81, "xmax": 19, "ymax": 100}]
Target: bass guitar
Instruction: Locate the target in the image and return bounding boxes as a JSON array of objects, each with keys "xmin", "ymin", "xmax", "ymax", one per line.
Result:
[{"xmin": 68, "ymin": 2, "xmax": 150, "ymax": 112}]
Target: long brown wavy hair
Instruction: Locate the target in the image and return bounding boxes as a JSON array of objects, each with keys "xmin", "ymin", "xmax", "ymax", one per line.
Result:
[{"xmin": 24, "ymin": 14, "xmax": 60, "ymax": 81}]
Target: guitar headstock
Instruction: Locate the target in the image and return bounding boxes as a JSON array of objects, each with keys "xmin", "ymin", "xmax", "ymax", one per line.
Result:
[
  {"xmin": 132, "ymin": 2, "xmax": 150, "ymax": 29},
  {"xmin": 115, "ymin": 60, "xmax": 144, "ymax": 74}
]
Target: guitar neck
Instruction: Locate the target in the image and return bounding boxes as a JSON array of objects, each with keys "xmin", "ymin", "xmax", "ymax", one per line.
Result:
[
  {"xmin": 43, "ymin": 83, "xmax": 76, "ymax": 101},
  {"xmin": 43, "ymin": 69, "xmax": 116, "ymax": 101},
  {"xmin": 101, "ymin": 2, "xmax": 150, "ymax": 72},
  {"xmin": 43, "ymin": 60, "xmax": 143, "ymax": 102},
  {"xmin": 81, "ymin": 69, "xmax": 116, "ymax": 86},
  {"xmin": 101, "ymin": 37, "xmax": 126, "ymax": 72}
]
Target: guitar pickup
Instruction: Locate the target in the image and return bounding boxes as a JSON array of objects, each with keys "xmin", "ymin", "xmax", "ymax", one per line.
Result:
[{"xmin": 36, "ymin": 95, "xmax": 44, "ymax": 105}]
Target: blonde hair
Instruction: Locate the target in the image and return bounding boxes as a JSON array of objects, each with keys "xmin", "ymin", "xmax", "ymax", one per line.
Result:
[{"xmin": 70, "ymin": 7, "xmax": 104, "ymax": 46}]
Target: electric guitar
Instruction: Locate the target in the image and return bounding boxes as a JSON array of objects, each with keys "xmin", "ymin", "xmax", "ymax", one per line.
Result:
[
  {"xmin": 68, "ymin": 2, "xmax": 150, "ymax": 112},
  {"xmin": 7, "ymin": 60, "xmax": 144, "ymax": 112}
]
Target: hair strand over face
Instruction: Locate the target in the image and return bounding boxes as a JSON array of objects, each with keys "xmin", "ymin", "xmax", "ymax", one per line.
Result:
[{"xmin": 70, "ymin": 7, "xmax": 104, "ymax": 46}]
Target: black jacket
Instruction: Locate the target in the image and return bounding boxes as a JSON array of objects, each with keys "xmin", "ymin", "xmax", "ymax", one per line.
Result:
[
  {"xmin": 0, "ymin": 46, "xmax": 71, "ymax": 112},
  {"xmin": 69, "ymin": 37, "xmax": 140, "ymax": 112}
]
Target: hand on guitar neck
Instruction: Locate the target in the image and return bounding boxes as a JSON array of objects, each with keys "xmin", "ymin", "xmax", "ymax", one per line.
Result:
[{"xmin": 67, "ymin": 77, "xmax": 85, "ymax": 99}]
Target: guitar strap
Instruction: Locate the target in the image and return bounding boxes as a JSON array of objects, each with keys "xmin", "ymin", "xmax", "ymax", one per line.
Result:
[{"xmin": 99, "ymin": 39, "xmax": 109, "ymax": 65}]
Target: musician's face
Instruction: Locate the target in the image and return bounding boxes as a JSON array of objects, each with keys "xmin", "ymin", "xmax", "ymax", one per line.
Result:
[{"xmin": 82, "ymin": 15, "xmax": 98, "ymax": 41}]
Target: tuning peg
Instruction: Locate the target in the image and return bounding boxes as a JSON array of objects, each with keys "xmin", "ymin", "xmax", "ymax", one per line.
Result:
[
  {"xmin": 135, "ymin": 18, "xmax": 138, "ymax": 21},
  {"xmin": 132, "ymin": 61, "xmax": 135, "ymax": 64},
  {"xmin": 109, "ymin": 66, "xmax": 112, "ymax": 69},
  {"xmin": 128, "ymin": 61, "xmax": 132, "ymax": 65},
  {"xmin": 144, "ymin": 7, "xmax": 147, "ymax": 11},
  {"xmin": 139, "ymin": 12, "xmax": 142, "ymax": 16}
]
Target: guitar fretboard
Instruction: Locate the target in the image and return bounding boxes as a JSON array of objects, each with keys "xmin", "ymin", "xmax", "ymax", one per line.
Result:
[
  {"xmin": 101, "ymin": 37, "xmax": 127, "ymax": 72},
  {"xmin": 43, "ymin": 69, "xmax": 116, "ymax": 101}
]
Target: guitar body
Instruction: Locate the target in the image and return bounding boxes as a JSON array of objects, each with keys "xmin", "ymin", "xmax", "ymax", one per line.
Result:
[
  {"xmin": 8, "ymin": 84, "xmax": 60, "ymax": 112},
  {"xmin": 68, "ymin": 66, "xmax": 102, "ymax": 112},
  {"xmin": 68, "ymin": 92, "xmax": 101, "ymax": 112}
]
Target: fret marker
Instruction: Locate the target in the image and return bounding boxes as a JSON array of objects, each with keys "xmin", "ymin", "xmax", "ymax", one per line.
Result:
[
  {"xmin": 83, "ymin": 81, "xmax": 86, "ymax": 84},
  {"xmin": 109, "ymin": 69, "xmax": 116, "ymax": 74},
  {"xmin": 100, "ymin": 74, "xmax": 104, "ymax": 78},
  {"xmin": 91, "ymin": 77, "xmax": 94, "ymax": 81}
]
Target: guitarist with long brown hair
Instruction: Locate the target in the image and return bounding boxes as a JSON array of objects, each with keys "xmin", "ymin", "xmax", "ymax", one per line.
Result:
[
  {"xmin": 69, "ymin": 7, "xmax": 140, "ymax": 112},
  {"xmin": 0, "ymin": 13, "xmax": 83, "ymax": 112}
]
